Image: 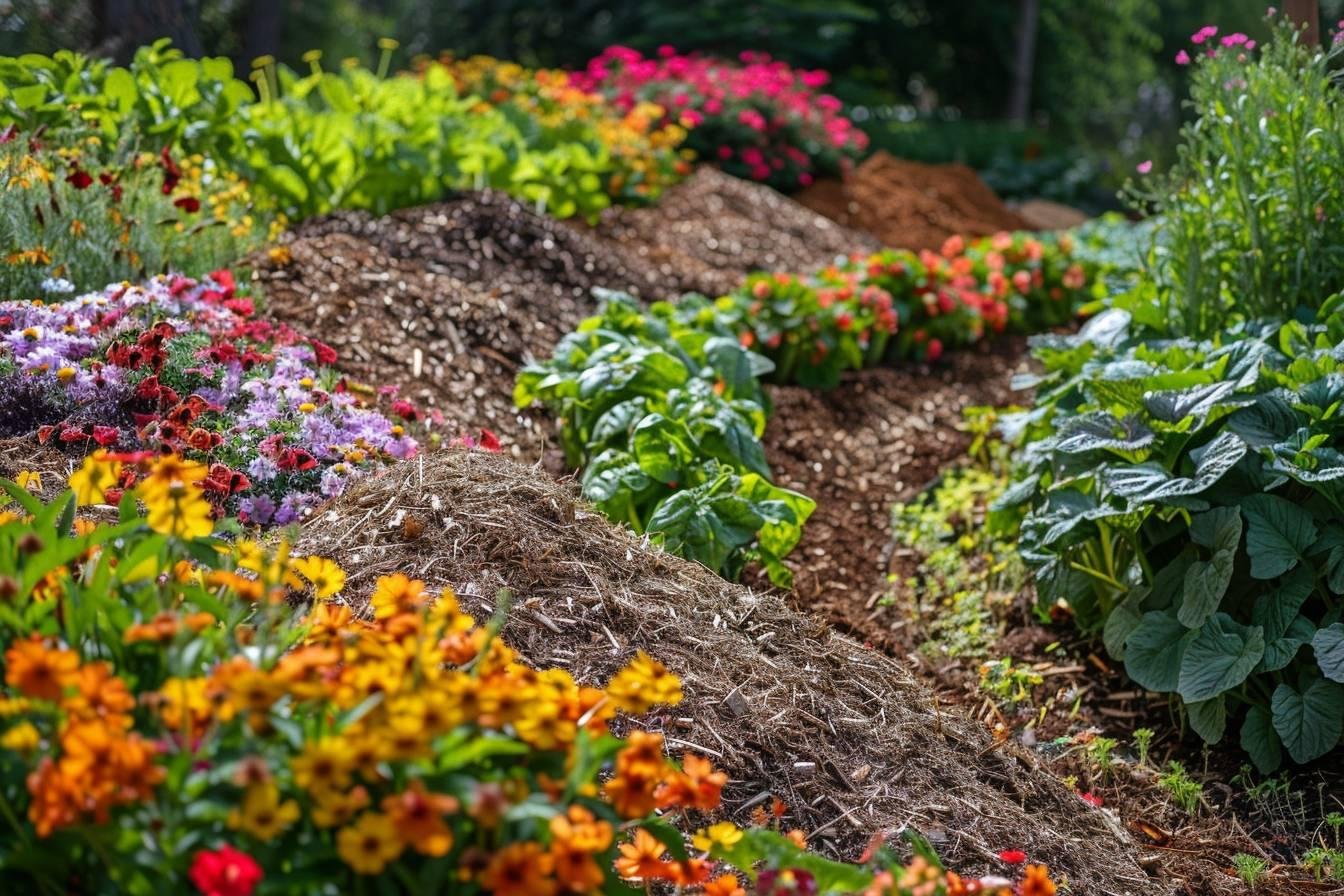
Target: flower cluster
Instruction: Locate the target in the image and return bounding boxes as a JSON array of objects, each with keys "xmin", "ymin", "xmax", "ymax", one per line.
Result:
[
  {"xmin": 438, "ymin": 55, "xmax": 692, "ymax": 204},
  {"xmin": 572, "ymin": 46, "xmax": 867, "ymax": 192},
  {"xmin": 0, "ymin": 272, "xmax": 420, "ymax": 523},
  {"xmin": 0, "ymin": 459, "xmax": 1055, "ymax": 895},
  {"xmin": 697, "ymin": 230, "xmax": 1090, "ymax": 387},
  {"xmin": 0, "ymin": 137, "xmax": 265, "ymax": 301}
]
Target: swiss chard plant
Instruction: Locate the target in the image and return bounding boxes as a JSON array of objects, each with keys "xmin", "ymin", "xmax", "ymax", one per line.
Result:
[
  {"xmin": 996, "ymin": 305, "xmax": 1344, "ymax": 770},
  {"xmin": 516, "ymin": 291, "xmax": 813, "ymax": 586}
]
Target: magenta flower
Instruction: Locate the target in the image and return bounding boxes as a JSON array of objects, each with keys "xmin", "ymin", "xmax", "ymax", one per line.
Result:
[
  {"xmin": 1175, "ymin": 49, "xmax": 1191, "ymax": 65},
  {"xmin": 1136, "ymin": 160, "xmax": 1153, "ymax": 174}
]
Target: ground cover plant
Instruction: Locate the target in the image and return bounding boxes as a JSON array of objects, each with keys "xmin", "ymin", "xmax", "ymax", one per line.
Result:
[
  {"xmin": 0, "ymin": 271, "xmax": 419, "ymax": 522},
  {"xmin": 994, "ymin": 19, "xmax": 1344, "ymax": 773},
  {"xmin": 702, "ymin": 231, "xmax": 1092, "ymax": 388},
  {"xmin": 572, "ymin": 45, "xmax": 867, "ymax": 192},
  {"xmin": 0, "ymin": 40, "xmax": 689, "ymax": 223},
  {"xmin": 0, "ymin": 456, "xmax": 1055, "ymax": 896},
  {"xmin": 516, "ymin": 291, "xmax": 813, "ymax": 587}
]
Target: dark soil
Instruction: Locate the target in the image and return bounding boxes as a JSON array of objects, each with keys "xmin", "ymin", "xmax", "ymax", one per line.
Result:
[
  {"xmin": 759, "ymin": 337, "xmax": 1029, "ymax": 642},
  {"xmin": 796, "ymin": 152, "xmax": 1031, "ymax": 251}
]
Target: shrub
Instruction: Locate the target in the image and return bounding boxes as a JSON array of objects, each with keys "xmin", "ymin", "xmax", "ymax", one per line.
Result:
[
  {"xmin": 1121, "ymin": 18, "xmax": 1344, "ymax": 337},
  {"xmin": 516, "ymin": 292, "xmax": 812, "ymax": 587},
  {"xmin": 996, "ymin": 307, "xmax": 1344, "ymax": 770},
  {"xmin": 0, "ymin": 139, "xmax": 264, "ymax": 299},
  {"xmin": 701, "ymin": 232, "xmax": 1092, "ymax": 388},
  {"xmin": 0, "ymin": 272, "xmax": 419, "ymax": 522},
  {"xmin": 0, "ymin": 457, "xmax": 1052, "ymax": 896},
  {"xmin": 572, "ymin": 46, "xmax": 866, "ymax": 192}
]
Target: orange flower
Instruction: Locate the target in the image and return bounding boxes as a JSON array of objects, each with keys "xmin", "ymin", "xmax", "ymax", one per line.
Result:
[
  {"xmin": 614, "ymin": 829, "xmax": 679, "ymax": 882},
  {"xmin": 62, "ymin": 661, "xmax": 134, "ymax": 728},
  {"xmin": 1020, "ymin": 864, "xmax": 1057, "ymax": 896},
  {"xmin": 704, "ymin": 874, "xmax": 747, "ymax": 896},
  {"xmin": 381, "ymin": 779, "xmax": 459, "ymax": 856},
  {"xmin": 369, "ymin": 573, "xmax": 428, "ymax": 619},
  {"xmin": 604, "ymin": 765, "xmax": 659, "ymax": 819},
  {"xmin": 5, "ymin": 636, "xmax": 79, "ymax": 701},
  {"xmin": 606, "ymin": 650, "xmax": 682, "ymax": 713},
  {"xmin": 480, "ymin": 842, "xmax": 557, "ymax": 896},
  {"xmin": 657, "ymin": 752, "xmax": 726, "ymax": 811},
  {"xmin": 549, "ymin": 805, "xmax": 613, "ymax": 893}
]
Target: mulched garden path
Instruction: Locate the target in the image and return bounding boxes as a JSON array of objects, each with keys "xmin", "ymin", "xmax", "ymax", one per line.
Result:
[{"xmin": 757, "ymin": 337, "xmax": 1028, "ymax": 645}]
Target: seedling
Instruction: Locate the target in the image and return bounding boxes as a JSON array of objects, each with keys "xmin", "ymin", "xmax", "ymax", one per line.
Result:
[
  {"xmin": 1157, "ymin": 762, "xmax": 1203, "ymax": 814},
  {"xmin": 1232, "ymin": 853, "xmax": 1267, "ymax": 886}
]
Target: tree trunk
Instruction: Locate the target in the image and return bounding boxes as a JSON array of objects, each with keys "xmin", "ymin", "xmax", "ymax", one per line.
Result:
[
  {"xmin": 1284, "ymin": 0, "xmax": 1321, "ymax": 46},
  {"xmin": 1006, "ymin": 0, "xmax": 1040, "ymax": 125}
]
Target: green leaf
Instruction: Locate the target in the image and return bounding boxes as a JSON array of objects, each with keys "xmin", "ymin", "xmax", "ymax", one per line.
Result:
[
  {"xmin": 1313, "ymin": 623, "xmax": 1344, "ymax": 683},
  {"xmin": 1177, "ymin": 613, "xmax": 1264, "ymax": 703},
  {"xmin": 1124, "ymin": 610, "xmax": 1195, "ymax": 693},
  {"xmin": 1179, "ymin": 553, "xmax": 1233, "ymax": 629},
  {"xmin": 1103, "ymin": 588, "xmax": 1146, "ymax": 660},
  {"xmin": 1240, "ymin": 705, "xmax": 1283, "ymax": 773},
  {"xmin": 1271, "ymin": 678, "xmax": 1344, "ymax": 764},
  {"xmin": 1187, "ymin": 696, "xmax": 1226, "ymax": 744},
  {"xmin": 1242, "ymin": 493, "xmax": 1318, "ymax": 579}
]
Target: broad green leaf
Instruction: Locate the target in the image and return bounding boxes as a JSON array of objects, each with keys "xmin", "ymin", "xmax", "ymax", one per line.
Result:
[
  {"xmin": 1313, "ymin": 623, "xmax": 1344, "ymax": 683},
  {"xmin": 1260, "ymin": 616, "xmax": 1315, "ymax": 673},
  {"xmin": 1271, "ymin": 678, "xmax": 1344, "ymax": 764},
  {"xmin": 1103, "ymin": 587, "xmax": 1146, "ymax": 660},
  {"xmin": 1124, "ymin": 610, "xmax": 1195, "ymax": 693},
  {"xmin": 1176, "ymin": 613, "xmax": 1264, "ymax": 703},
  {"xmin": 1241, "ymin": 493, "xmax": 1317, "ymax": 579},
  {"xmin": 1187, "ymin": 696, "xmax": 1226, "ymax": 744},
  {"xmin": 1240, "ymin": 705, "xmax": 1282, "ymax": 773},
  {"xmin": 1178, "ymin": 553, "xmax": 1233, "ymax": 629}
]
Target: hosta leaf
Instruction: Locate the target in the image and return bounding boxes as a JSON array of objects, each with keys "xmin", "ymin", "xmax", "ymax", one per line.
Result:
[
  {"xmin": 1187, "ymin": 696, "xmax": 1226, "ymax": 744},
  {"xmin": 1250, "ymin": 565, "xmax": 1313, "ymax": 643},
  {"xmin": 1259, "ymin": 616, "xmax": 1315, "ymax": 673},
  {"xmin": 1240, "ymin": 705, "xmax": 1283, "ymax": 773},
  {"xmin": 1124, "ymin": 610, "xmax": 1195, "ymax": 693},
  {"xmin": 1229, "ymin": 394, "xmax": 1300, "ymax": 448},
  {"xmin": 1143, "ymin": 381, "xmax": 1237, "ymax": 424},
  {"xmin": 1271, "ymin": 678, "xmax": 1344, "ymax": 764},
  {"xmin": 1053, "ymin": 413, "xmax": 1154, "ymax": 455},
  {"xmin": 1176, "ymin": 613, "xmax": 1264, "ymax": 703},
  {"xmin": 1103, "ymin": 587, "xmax": 1147, "ymax": 660},
  {"xmin": 1190, "ymin": 506, "xmax": 1242, "ymax": 552},
  {"xmin": 1314, "ymin": 623, "xmax": 1344, "ymax": 683},
  {"xmin": 1242, "ymin": 493, "xmax": 1317, "ymax": 579},
  {"xmin": 1179, "ymin": 553, "xmax": 1233, "ymax": 629}
]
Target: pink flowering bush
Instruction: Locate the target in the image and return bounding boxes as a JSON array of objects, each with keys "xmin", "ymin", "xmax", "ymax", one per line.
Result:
[
  {"xmin": 572, "ymin": 46, "xmax": 867, "ymax": 191},
  {"xmin": 0, "ymin": 272, "xmax": 425, "ymax": 523}
]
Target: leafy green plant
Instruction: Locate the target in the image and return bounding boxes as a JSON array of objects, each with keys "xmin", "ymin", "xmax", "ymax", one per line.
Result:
[
  {"xmin": 1232, "ymin": 853, "xmax": 1268, "ymax": 886},
  {"xmin": 1132, "ymin": 727, "xmax": 1155, "ymax": 767},
  {"xmin": 1120, "ymin": 18, "xmax": 1344, "ymax": 337},
  {"xmin": 1157, "ymin": 761, "xmax": 1205, "ymax": 813},
  {"xmin": 977, "ymin": 657, "xmax": 1042, "ymax": 710},
  {"xmin": 997, "ymin": 305, "xmax": 1344, "ymax": 770},
  {"xmin": 516, "ymin": 291, "xmax": 813, "ymax": 586},
  {"xmin": 1302, "ymin": 847, "xmax": 1344, "ymax": 882}
]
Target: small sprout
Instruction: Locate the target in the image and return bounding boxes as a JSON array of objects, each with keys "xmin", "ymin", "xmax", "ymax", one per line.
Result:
[
  {"xmin": 1088, "ymin": 736, "xmax": 1119, "ymax": 777},
  {"xmin": 1231, "ymin": 853, "xmax": 1267, "ymax": 886},
  {"xmin": 1157, "ymin": 761, "xmax": 1203, "ymax": 814},
  {"xmin": 1132, "ymin": 727, "xmax": 1154, "ymax": 767}
]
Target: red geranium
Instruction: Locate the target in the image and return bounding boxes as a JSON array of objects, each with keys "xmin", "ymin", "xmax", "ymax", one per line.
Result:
[{"xmin": 188, "ymin": 845, "xmax": 262, "ymax": 896}]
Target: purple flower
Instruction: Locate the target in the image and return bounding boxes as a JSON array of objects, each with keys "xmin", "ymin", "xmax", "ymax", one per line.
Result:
[{"xmin": 239, "ymin": 495, "xmax": 276, "ymax": 525}]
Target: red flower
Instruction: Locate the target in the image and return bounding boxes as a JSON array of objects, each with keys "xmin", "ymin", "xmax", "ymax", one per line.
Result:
[
  {"xmin": 311, "ymin": 339, "xmax": 338, "ymax": 365},
  {"xmin": 188, "ymin": 845, "xmax": 262, "ymax": 896},
  {"xmin": 174, "ymin": 196, "xmax": 201, "ymax": 213},
  {"xmin": 478, "ymin": 429, "xmax": 501, "ymax": 452},
  {"xmin": 1079, "ymin": 792, "xmax": 1104, "ymax": 807},
  {"xmin": 66, "ymin": 169, "xmax": 94, "ymax": 190},
  {"xmin": 998, "ymin": 849, "xmax": 1028, "ymax": 864},
  {"xmin": 926, "ymin": 338, "xmax": 944, "ymax": 361},
  {"xmin": 90, "ymin": 426, "xmax": 120, "ymax": 447},
  {"xmin": 160, "ymin": 147, "xmax": 182, "ymax": 195}
]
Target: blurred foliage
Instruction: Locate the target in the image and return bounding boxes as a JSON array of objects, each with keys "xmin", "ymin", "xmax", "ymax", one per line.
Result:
[{"xmin": 6, "ymin": 0, "xmax": 1341, "ymax": 200}]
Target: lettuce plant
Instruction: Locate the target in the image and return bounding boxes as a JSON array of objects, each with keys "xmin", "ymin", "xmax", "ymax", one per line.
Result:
[{"xmin": 516, "ymin": 292, "xmax": 813, "ymax": 586}]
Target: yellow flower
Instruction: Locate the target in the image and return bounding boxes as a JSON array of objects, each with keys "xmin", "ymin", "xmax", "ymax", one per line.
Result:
[
  {"xmin": 14, "ymin": 471, "xmax": 42, "ymax": 493},
  {"xmin": 311, "ymin": 786, "xmax": 370, "ymax": 828},
  {"xmin": 143, "ymin": 485, "xmax": 214, "ymax": 540},
  {"xmin": 291, "ymin": 736, "xmax": 355, "ymax": 792},
  {"xmin": 0, "ymin": 721, "xmax": 41, "ymax": 753},
  {"xmin": 228, "ymin": 781, "xmax": 301, "ymax": 841},
  {"xmin": 68, "ymin": 452, "xmax": 122, "ymax": 505},
  {"xmin": 605, "ymin": 650, "xmax": 683, "ymax": 713},
  {"xmin": 337, "ymin": 812, "xmax": 405, "ymax": 875},
  {"xmin": 292, "ymin": 555, "xmax": 346, "ymax": 599},
  {"xmin": 692, "ymin": 821, "xmax": 744, "ymax": 852}
]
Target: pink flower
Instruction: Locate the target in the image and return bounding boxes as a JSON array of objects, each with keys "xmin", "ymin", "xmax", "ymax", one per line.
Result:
[
  {"xmin": 717, "ymin": 146, "xmax": 733, "ymax": 160},
  {"xmin": 1191, "ymin": 24, "xmax": 1218, "ymax": 44},
  {"xmin": 1175, "ymin": 49, "xmax": 1191, "ymax": 65},
  {"xmin": 1136, "ymin": 159, "xmax": 1153, "ymax": 174},
  {"xmin": 1221, "ymin": 32, "xmax": 1249, "ymax": 46}
]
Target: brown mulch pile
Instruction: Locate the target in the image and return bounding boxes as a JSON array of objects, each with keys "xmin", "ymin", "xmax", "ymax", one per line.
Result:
[
  {"xmin": 293, "ymin": 448, "xmax": 1172, "ymax": 896},
  {"xmin": 249, "ymin": 191, "xmax": 660, "ymax": 459},
  {"xmin": 796, "ymin": 152, "xmax": 1032, "ymax": 251},
  {"xmin": 759, "ymin": 338, "xmax": 1028, "ymax": 638},
  {"xmin": 577, "ymin": 167, "xmax": 880, "ymax": 296}
]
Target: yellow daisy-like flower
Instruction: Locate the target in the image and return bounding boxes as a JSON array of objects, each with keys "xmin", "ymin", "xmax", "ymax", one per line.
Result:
[
  {"xmin": 604, "ymin": 650, "xmax": 683, "ymax": 713},
  {"xmin": 0, "ymin": 721, "xmax": 41, "ymax": 753},
  {"xmin": 336, "ymin": 812, "xmax": 405, "ymax": 875},
  {"xmin": 227, "ymin": 781, "xmax": 300, "ymax": 841},
  {"xmin": 692, "ymin": 821, "xmax": 744, "ymax": 853},
  {"xmin": 68, "ymin": 452, "xmax": 121, "ymax": 506},
  {"xmin": 292, "ymin": 555, "xmax": 346, "ymax": 599}
]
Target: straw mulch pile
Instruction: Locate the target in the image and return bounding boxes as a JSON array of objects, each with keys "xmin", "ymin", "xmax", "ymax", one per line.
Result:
[{"xmin": 294, "ymin": 448, "xmax": 1173, "ymax": 896}]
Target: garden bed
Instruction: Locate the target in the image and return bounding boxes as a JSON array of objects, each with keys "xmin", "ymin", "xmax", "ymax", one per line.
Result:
[{"xmin": 293, "ymin": 448, "xmax": 1171, "ymax": 896}]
